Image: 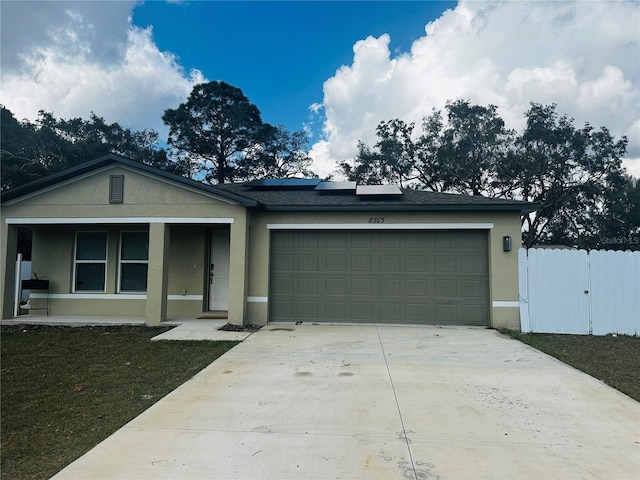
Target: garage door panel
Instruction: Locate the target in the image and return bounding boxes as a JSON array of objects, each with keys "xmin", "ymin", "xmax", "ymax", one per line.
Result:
[
  {"xmin": 404, "ymin": 231, "xmax": 427, "ymax": 248},
  {"xmin": 380, "ymin": 232, "xmax": 401, "ymax": 248},
  {"xmin": 273, "ymin": 277, "xmax": 294, "ymax": 294},
  {"xmin": 326, "ymin": 255, "xmax": 347, "ymax": 271},
  {"xmin": 270, "ymin": 230, "xmax": 488, "ymax": 325},
  {"xmin": 351, "ymin": 303, "xmax": 371, "ymax": 320},
  {"xmin": 405, "ymin": 279, "xmax": 427, "ymax": 296},
  {"xmin": 351, "ymin": 233, "xmax": 371, "ymax": 248},
  {"xmin": 297, "ymin": 301, "xmax": 318, "ymax": 319},
  {"xmin": 462, "ymin": 304, "xmax": 488, "ymax": 325},
  {"xmin": 298, "ymin": 278, "xmax": 318, "ymax": 295},
  {"xmin": 435, "ymin": 304, "xmax": 458, "ymax": 322},
  {"xmin": 380, "ymin": 278, "xmax": 400, "ymax": 295},
  {"xmin": 435, "ymin": 255, "xmax": 457, "ymax": 272},
  {"xmin": 351, "ymin": 255, "xmax": 372, "ymax": 271},
  {"xmin": 297, "ymin": 232, "xmax": 319, "ymax": 248},
  {"xmin": 406, "ymin": 255, "xmax": 427, "ymax": 272},
  {"xmin": 462, "ymin": 255, "xmax": 487, "ymax": 273},
  {"xmin": 297, "ymin": 255, "xmax": 319, "ymax": 271},
  {"xmin": 405, "ymin": 303, "xmax": 428, "ymax": 321},
  {"xmin": 380, "ymin": 302, "xmax": 401, "ymax": 321},
  {"xmin": 435, "ymin": 279, "xmax": 457, "ymax": 297},
  {"xmin": 462, "ymin": 280, "xmax": 486, "ymax": 298},
  {"xmin": 326, "ymin": 302, "xmax": 347, "ymax": 319},
  {"xmin": 273, "ymin": 254, "xmax": 294, "ymax": 271},
  {"xmin": 380, "ymin": 255, "xmax": 401, "ymax": 272},
  {"xmin": 272, "ymin": 300, "xmax": 294, "ymax": 319},
  {"xmin": 326, "ymin": 232, "xmax": 347, "ymax": 248},
  {"xmin": 351, "ymin": 278, "xmax": 372, "ymax": 295},
  {"xmin": 326, "ymin": 278, "xmax": 347, "ymax": 295}
]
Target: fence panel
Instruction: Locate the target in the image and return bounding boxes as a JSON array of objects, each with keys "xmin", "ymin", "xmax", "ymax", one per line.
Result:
[
  {"xmin": 589, "ymin": 250, "xmax": 640, "ymax": 335},
  {"xmin": 526, "ymin": 248, "xmax": 590, "ymax": 334},
  {"xmin": 520, "ymin": 248, "xmax": 640, "ymax": 335}
]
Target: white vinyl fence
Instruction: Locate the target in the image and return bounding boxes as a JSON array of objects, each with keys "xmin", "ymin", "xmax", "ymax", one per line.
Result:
[{"xmin": 518, "ymin": 248, "xmax": 640, "ymax": 335}]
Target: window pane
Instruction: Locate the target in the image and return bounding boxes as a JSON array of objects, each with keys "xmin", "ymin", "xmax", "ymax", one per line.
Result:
[
  {"xmin": 76, "ymin": 232, "xmax": 107, "ymax": 260},
  {"xmin": 120, "ymin": 264, "xmax": 148, "ymax": 292},
  {"xmin": 122, "ymin": 232, "xmax": 149, "ymax": 260},
  {"xmin": 76, "ymin": 264, "xmax": 105, "ymax": 291}
]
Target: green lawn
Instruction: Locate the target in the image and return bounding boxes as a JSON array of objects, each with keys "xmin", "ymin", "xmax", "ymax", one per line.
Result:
[
  {"xmin": 0, "ymin": 325, "xmax": 239, "ymax": 480},
  {"xmin": 505, "ymin": 331, "xmax": 640, "ymax": 402}
]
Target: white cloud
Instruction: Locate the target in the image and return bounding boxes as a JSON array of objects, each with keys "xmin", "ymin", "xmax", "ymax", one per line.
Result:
[
  {"xmin": 310, "ymin": 1, "xmax": 640, "ymax": 179},
  {"xmin": 0, "ymin": 1, "xmax": 204, "ymax": 138}
]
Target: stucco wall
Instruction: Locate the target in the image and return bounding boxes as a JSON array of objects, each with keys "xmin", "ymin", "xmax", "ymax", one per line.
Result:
[{"xmin": 2, "ymin": 165, "xmax": 246, "ymax": 321}]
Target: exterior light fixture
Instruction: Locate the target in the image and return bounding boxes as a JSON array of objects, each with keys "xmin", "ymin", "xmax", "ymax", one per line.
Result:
[{"xmin": 503, "ymin": 236, "xmax": 512, "ymax": 252}]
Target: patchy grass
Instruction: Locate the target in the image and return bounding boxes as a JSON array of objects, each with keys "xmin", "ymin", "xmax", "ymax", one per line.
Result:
[
  {"xmin": 504, "ymin": 331, "xmax": 640, "ymax": 402},
  {"xmin": 1, "ymin": 325, "xmax": 239, "ymax": 480}
]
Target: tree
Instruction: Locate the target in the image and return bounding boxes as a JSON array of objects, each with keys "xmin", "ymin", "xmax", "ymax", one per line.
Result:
[
  {"xmin": 511, "ymin": 104, "xmax": 628, "ymax": 248},
  {"xmin": 162, "ymin": 81, "xmax": 263, "ymax": 184},
  {"xmin": 337, "ymin": 101, "xmax": 631, "ymax": 249},
  {"xmin": 436, "ymin": 100, "xmax": 512, "ymax": 196},
  {"xmin": 240, "ymin": 124, "xmax": 313, "ymax": 179},
  {"xmin": 1, "ymin": 107, "xmax": 178, "ymax": 190},
  {"xmin": 0, "ymin": 107, "xmax": 47, "ymax": 190},
  {"xmin": 338, "ymin": 100, "xmax": 512, "ymax": 195}
]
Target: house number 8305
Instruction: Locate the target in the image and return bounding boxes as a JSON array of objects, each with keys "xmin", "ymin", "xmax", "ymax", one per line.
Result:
[{"xmin": 369, "ymin": 217, "xmax": 384, "ymax": 224}]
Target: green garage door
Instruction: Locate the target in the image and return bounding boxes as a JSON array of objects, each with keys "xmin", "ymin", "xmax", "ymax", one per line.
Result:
[{"xmin": 269, "ymin": 230, "xmax": 489, "ymax": 325}]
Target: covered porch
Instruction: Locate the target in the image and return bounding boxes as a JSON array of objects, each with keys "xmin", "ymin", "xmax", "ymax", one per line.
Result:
[{"xmin": 1, "ymin": 216, "xmax": 250, "ymax": 327}]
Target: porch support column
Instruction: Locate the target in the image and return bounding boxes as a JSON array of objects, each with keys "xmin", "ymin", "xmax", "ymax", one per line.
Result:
[
  {"xmin": 228, "ymin": 213, "xmax": 249, "ymax": 326},
  {"xmin": 146, "ymin": 223, "xmax": 170, "ymax": 326},
  {"xmin": 0, "ymin": 223, "xmax": 19, "ymax": 319}
]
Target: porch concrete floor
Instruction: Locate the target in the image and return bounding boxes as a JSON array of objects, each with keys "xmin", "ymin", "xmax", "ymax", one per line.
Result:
[{"xmin": 48, "ymin": 325, "xmax": 639, "ymax": 480}]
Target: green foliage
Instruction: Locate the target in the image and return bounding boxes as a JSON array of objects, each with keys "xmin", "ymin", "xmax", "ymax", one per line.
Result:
[
  {"xmin": 1, "ymin": 106, "xmax": 179, "ymax": 191},
  {"xmin": 240, "ymin": 124, "xmax": 313, "ymax": 179},
  {"xmin": 339, "ymin": 101, "xmax": 634, "ymax": 249},
  {"xmin": 163, "ymin": 81, "xmax": 264, "ymax": 184}
]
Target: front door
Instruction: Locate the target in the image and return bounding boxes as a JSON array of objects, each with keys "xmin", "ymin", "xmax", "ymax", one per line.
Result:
[{"xmin": 208, "ymin": 229, "xmax": 230, "ymax": 311}]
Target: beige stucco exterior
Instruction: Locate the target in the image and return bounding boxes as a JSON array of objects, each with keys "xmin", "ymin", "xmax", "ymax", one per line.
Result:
[{"xmin": 1, "ymin": 160, "xmax": 523, "ymax": 329}]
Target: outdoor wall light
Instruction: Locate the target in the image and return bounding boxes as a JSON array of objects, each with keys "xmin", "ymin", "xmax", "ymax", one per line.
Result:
[{"xmin": 503, "ymin": 236, "xmax": 512, "ymax": 252}]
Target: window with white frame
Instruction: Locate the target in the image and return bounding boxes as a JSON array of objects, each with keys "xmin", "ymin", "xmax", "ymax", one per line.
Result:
[
  {"xmin": 119, "ymin": 231, "xmax": 149, "ymax": 292},
  {"xmin": 74, "ymin": 232, "xmax": 107, "ymax": 292}
]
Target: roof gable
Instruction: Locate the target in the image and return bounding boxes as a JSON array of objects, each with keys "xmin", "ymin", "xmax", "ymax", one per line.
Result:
[{"xmin": 1, "ymin": 154, "xmax": 257, "ymax": 207}]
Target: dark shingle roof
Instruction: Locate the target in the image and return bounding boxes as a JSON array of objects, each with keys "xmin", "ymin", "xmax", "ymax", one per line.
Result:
[
  {"xmin": 214, "ymin": 182, "xmax": 539, "ymax": 213},
  {"xmin": 1, "ymin": 156, "xmax": 538, "ymax": 213}
]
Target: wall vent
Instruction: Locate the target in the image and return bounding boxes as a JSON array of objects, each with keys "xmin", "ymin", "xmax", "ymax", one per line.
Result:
[{"xmin": 109, "ymin": 175, "xmax": 124, "ymax": 203}]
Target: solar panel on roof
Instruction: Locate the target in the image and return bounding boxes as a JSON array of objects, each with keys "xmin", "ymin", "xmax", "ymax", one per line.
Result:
[
  {"xmin": 314, "ymin": 181, "xmax": 357, "ymax": 191},
  {"xmin": 356, "ymin": 185, "xmax": 403, "ymax": 196},
  {"xmin": 281, "ymin": 178, "xmax": 322, "ymax": 188},
  {"xmin": 247, "ymin": 179, "xmax": 287, "ymax": 187}
]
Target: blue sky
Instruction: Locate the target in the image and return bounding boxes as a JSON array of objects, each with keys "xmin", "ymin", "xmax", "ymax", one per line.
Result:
[
  {"xmin": 1, "ymin": 1, "xmax": 638, "ymax": 177},
  {"xmin": 132, "ymin": 1, "xmax": 456, "ymax": 135}
]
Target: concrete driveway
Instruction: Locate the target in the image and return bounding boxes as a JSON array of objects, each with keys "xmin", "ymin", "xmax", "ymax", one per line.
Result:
[{"xmin": 52, "ymin": 325, "xmax": 639, "ymax": 480}]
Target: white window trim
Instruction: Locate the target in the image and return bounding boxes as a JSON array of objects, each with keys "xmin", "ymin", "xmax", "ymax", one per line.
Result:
[
  {"xmin": 118, "ymin": 231, "xmax": 149, "ymax": 293},
  {"xmin": 73, "ymin": 231, "xmax": 108, "ymax": 293}
]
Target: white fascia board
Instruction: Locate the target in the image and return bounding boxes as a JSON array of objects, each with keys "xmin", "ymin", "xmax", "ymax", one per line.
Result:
[
  {"xmin": 267, "ymin": 223, "xmax": 494, "ymax": 230},
  {"xmin": 7, "ymin": 217, "xmax": 234, "ymax": 225}
]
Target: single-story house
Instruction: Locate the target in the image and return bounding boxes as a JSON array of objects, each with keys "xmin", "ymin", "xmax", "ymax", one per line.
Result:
[{"xmin": 1, "ymin": 154, "xmax": 537, "ymax": 329}]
